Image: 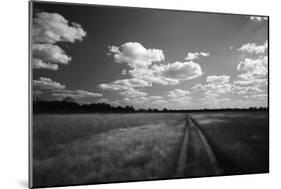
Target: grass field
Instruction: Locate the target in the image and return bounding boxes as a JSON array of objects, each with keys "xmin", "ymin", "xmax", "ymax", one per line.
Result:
[
  {"xmin": 32, "ymin": 111, "xmax": 269, "ymax": 187},
  {"xmin": 190, "ymin": 111, "xmax": 269, "ymax": 175},
  {"xmin": 33, "ymin": 113, "xmax": 186, "ymax": 187}
]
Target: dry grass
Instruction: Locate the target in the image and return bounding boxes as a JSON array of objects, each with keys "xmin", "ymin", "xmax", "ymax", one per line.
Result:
[
  {"xmin": 189, "ymin": 111, "xmax": 269, "ymax": 175},
  {"xmin": 32, "ymin": 111, "xmax": 269, "ymax": 187},
  {"xmin": 33, "ymin": 113, "xmax": 185, "ymax": 187}
]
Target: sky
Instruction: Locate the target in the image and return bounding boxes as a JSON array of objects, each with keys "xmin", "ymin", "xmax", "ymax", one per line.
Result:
[{"xmin": 32, "ymin": 1, "xmax": 268, "ymax": 110}]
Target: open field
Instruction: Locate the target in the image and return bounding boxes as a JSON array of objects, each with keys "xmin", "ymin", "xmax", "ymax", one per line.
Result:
[
  {"xmin": 189, "ymin": 111, "xmax": 269, "ymax": 175},
  {"xmin": 32, "ymin": 111, "xmax": 269, "ymax": 187},
  {"xmin": 33, "ymin": 113, "xmax": 186, "ymax": 187}
]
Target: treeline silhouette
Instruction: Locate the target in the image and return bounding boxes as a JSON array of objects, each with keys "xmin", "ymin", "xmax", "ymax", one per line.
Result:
[{"xmin": 33, "ymin": 98, "xmax": 268, "ymax": 114}]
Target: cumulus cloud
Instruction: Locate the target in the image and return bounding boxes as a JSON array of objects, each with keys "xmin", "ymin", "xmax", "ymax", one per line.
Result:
[
  {"xmin": 192, "ymin": 75, "xmax": 232, "ymax": 97},
  {"xmin": 233, "ymin": 78, "xmax": 267, "ymax": 86},
  {"xmin": 33, "ymin": 77, "xmax": 102, "ymax": 100},
  {"xmin": 153, "ymin": 61, "xmax": 203, "ymax": 80},
  {"xmin": 100, "ymin": 42, "xmax": 204, "ymax": 105},
  {"xmin": 33, "ymin": 44, "xmax": 72, "ymax": 70},
  {"xmin": 52, "ymin": 89, "xmax": 102, "ymax": 99},
  {"xmin": 128, "ymin": 67, "xmax": 179, "ymax": 85},
  {"xmin": 119, "ymin": 88, "xmax": 147, "ymax": 98},
  {"xmin": 98, "ymin": 83, "xmax": 128, "ymax": 91},
  {"xmin": 237, "ymin": 41, "xmax": 268, "ymax": 54},
  {"xmin": 193, "ymin": 83, "xmax": 232, "ymax": 95},
  {"xmin": 232, "ymin": 85, "xmax": 264, "ymax": 95},
  {"xmin": 115, "ymin": 78, "xmax": 151, "ymax": 88},
  {"xmin": 147, "ymin": 96, "xmax": 163, "ymax": 101},
  {"xmin": 234, "ymin": 40, "xmax": 268, "ymax": 97},
  {"xmin": 98, "ymin": 78, "xmax": 151, "ymax": 91},
  {"xmin": 33, "ymin": 77, "xmax": 66, "ymax": 90},
  {"xmin": 33, "ymin": 58, "xmax": 59, "ymax": 70},
  {"xmin": 127, "ymin": 61, "xmax": 202, "ymax": 85},
  {"xmin": 244, "ymin": 94, "xmax": 267, "ymax": 100},
  {"xmin": 106, "ymin": 42, "xmax": 203, "ymax": 87},
  {"xmin": 249, "ymin": 16, "xmax": 268, "ymax": 22},
  {"xmin": 121, "ymin": 69, "xmax": 127, "ymax": 75},
  {"xmin": 33, "ymin": 44, "xmax": 71, "ymax": 64},
  {"xmin": 33, "ymin": 12, "xmax": 86, "ymax": 44},
  {"xmin": 206, "ymin": 75, "xmax": 230, "ymax": 84},
  {"xmin": 237, "ymin": 56, "xmax": 268, "ymax": 79},
  {"xmin": 167, "ymin": 89, "xmax": 190, "ymax": 98},
  {"xmin": 108, "ymin": 42, "xmax": 164, "ymax": 68},
  {"xmin": 185, "ymin": 52, "xmax": 210, "ymax": 61},
  {"xmin": 32, "ymin": 12, "xmax": 86, "ymax": 70}
]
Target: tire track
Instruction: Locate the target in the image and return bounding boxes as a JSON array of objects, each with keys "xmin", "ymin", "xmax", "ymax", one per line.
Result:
[
  {"xmin": 175, "ymin": 114, "xmax": 223, "ymax": 177},
  {"xmin": 188, "ymin": 115, "xmax": 224, "ymax": 175},
  {"xmin": 175, "ymin": 120, "xmax": 190, "ymax": 177}
]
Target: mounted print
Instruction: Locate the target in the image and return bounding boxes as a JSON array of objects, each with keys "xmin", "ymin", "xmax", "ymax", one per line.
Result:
[{"xmin": 29, "ymin": 1, "xmax": 269, "ymax": 188}]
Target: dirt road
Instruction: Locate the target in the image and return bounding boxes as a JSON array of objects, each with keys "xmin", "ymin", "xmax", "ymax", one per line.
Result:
[{"xmin": 176, "ymin": 114, "xmax": 224, "ymax": 177}]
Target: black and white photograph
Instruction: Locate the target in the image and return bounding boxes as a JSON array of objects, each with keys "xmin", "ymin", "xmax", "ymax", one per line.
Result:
[{"xmin": 30, "ymin": 1, "xmax": 269, "ymax": 188}]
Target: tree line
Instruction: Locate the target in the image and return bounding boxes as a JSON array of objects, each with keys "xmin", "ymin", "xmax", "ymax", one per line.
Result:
[{"xmin": 33, "ymin": 98, "xmax": 268, "ymax": 114}]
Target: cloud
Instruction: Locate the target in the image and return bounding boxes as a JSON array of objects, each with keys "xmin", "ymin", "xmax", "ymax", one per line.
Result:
[
  {"xmin": 206, "ymin": 75, "xmax": 230, "ymax": 84},
  {"xmin": 193, "ymin": 83, "xmax": 232, "ymax": 95},
  {"xmin": 249, "ymin": 16, "xmax": 268, "ymax": 22},
  {"xmin": 237, "ymin": 41, "xmax": 268, "ymax": 54},
  {"xmin": 99, "ymin": 78, "xmax": 151, "ymax": 91},
  {"xmin": 108, "ymin": 42, "xmax": 164, "ymax": 68},
  {"xmin": 121, "ymin": 69, "xmax": 127, "ymax": 75},
  {"xmin": 100, "ymin": 42, "xmax": 204, "ymax": 104},
  {"xmin": 232, "ymin": 85, "xmax": 264, "ymax": 95},
  {"xmin": 32, "ymin": 12, "xmax": 86, "ymax": 70},
  {"xmin": 119, "ymin": 88, "xmax": 147, "ymax": 98},
  {"xmin": 245, "ymin": 94, "xmax": 267, "ymax": 100},
  {"xmin": 233, "ymin": 78, "xmax": 267, "ymax": 86},
  {"xmin": 185, "ymin": 52, "xmax": 210, "ymax": 61},
  {"xmin": 98, "ymin": 83, "xmax": 127, "ymax": 91},
  {"xmin": 52, "ymin": 89, "xmax": 102, "ymax": 99},
  {"xmin": 33, "ymin": 12, "xmax": 86, "ymax": 44},
  {"xmin": 99, "ymin": 78, "xmax": 149, "ymax": 102},
  {"xmin": 33, "ymin": 44, "xmax": 72, "ymax": 70},
  {"xmin": 167, "ymin": 89, "xmax": 190, "ymax": 98},
  {"xmin": 33, "ymin": 58, "xmax": 59, "ymax": 70},
  {"xmin": 128, "ymin": 67, "xmax": 179, "ymax": 85},
  {"xmin": 147, "ymin": 96, "xmax": 163, "ymax": 101},
  {"xmin": 154, "ymin": 61, "xmax": 203, "ymax": 80},
  {"xmin": 34, "ymin": 77, "xmax": 102, "ymax": 100},
  {"xmin": 114, "ymin": 78, "xmax": 151, "ymax": 88},
  {"xmin": 33, "ymin": 44, "xmax": 71, "ymax": 64},
  {"xmin": 33, "ymin": 77, "xmax": 66, "ymax": 90},
  {"xmin": 237, "ymin": 56, "xmax": 268, "ymax": 79},
  {"xmin": 106, "ymin": 42, "xmax": 203, "ymax": 87},
  {"xmin": 234, "ymin": 42, "xmax": 268, "ymax": 97},
  {"xmin": 192, "ymin": 75, "xmax": 232, "ymax": 96},
  {"xmin": 128, "ymin": 61, "xmax": 202, "ymax": 85}
]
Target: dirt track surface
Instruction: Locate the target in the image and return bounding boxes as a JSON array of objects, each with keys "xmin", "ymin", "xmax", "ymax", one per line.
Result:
[{"xmin": 176, "ymin": 114, "xmax": 224, "ymax": 177}]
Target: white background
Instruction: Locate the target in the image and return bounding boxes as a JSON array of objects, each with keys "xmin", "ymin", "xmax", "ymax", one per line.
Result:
[{"xmin": 0, "ymin": 0, "xmax": 278, "ymax": 188}]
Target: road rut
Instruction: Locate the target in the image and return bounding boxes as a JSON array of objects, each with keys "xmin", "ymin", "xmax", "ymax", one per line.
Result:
[{"xmin": 176, "ymin": 114, "xmax": 223, "ymax": 177}]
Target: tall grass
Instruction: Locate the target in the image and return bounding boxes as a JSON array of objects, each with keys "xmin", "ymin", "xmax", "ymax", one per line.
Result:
[
  {"xmin": 33, "ymin": 113, "xmax": 185, "ymax": 187},
  {"xmin": 33, "ymin": 113, "xmax": 185, "ymax": 159},
  {"xmin": 190, "ymin": 111, "xmax": 269, "ymax": 175}
]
